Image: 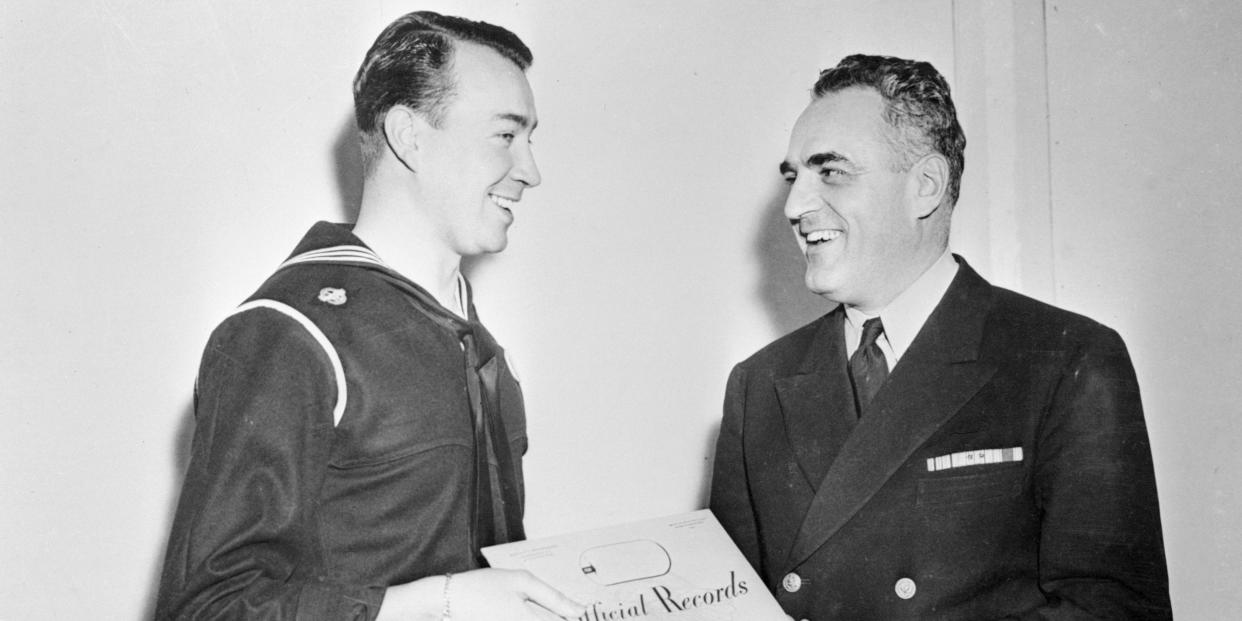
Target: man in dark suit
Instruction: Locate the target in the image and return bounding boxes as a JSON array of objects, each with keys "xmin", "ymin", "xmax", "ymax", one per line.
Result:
[{"xmin": 709, "ymin": 54, "xmax": 1171, "ymax": 619}]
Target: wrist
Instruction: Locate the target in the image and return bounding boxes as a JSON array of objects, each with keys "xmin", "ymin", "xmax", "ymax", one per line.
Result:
[{"xmin": 372, "ymin": 576, "xmax": 450, "ymax": 621}]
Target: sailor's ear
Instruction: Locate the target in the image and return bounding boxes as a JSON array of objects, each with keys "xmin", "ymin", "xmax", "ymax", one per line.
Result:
[{"xmin": 382, "ymin": 105, "xmax": 434, "ymax": 172}]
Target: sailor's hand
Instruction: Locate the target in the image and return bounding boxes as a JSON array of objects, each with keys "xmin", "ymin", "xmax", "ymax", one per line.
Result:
[
  {"xmin": 450, "ymin": 569, "xmax": 585, "ymax": 620},
  {"xmin": 377, "ymin": 569, "xmax": 585, "ymax": 621}
]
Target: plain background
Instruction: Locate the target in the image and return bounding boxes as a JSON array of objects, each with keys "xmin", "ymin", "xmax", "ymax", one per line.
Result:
[{"xmin": 2, "ymin": 1, "xmax": 1239, "ymax": 618}]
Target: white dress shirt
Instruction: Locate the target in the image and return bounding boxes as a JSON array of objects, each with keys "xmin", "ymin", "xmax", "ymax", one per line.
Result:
[{"xmin": 843, "ymin": 250, "xmax": 959, "ymax": 371}]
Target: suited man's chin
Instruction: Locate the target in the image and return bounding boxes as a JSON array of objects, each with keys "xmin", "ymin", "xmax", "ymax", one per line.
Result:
[{"xmin": 803, "ymin": 272, "xmax": 848, "ymax": 304}]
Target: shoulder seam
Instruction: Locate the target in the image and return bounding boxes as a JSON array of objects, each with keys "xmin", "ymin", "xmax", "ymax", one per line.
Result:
[{"xmin": 229, "ymin": 299, "xmax": 347, "ymax": 427}]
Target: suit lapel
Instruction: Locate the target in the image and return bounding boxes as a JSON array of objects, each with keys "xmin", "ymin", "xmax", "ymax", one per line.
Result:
[
  {"xmin": 785, "ymin": 260, "xmax": 998, "ymax": 569},
  {"xmin": 774, "ymin": 307, "xmax": 860, "ymax": 490}
]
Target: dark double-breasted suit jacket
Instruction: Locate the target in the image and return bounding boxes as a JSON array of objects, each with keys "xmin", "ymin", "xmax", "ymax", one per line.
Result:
[{"xmin": 710, "ymin": 257, "xmax": 1171, "ymax": 620}]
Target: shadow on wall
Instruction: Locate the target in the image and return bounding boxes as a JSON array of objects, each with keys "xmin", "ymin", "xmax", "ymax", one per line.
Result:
[
  {"xmin": 701, "ymin": 184, "xmax": 829, "ymax": 508},
  {"xmin": 334, "ymin": 112, "xmax": 365, "ymax": 223},
  {"xmin": 697, "ymin": 418, "xmax": 722, "ymax": 508},
  {"xmin": 754, "ymin": 179, "xmax": 832, "ymax": 336},
  {"xmin": 144, "ymin": 398, "xmax": 196, "ymax": 619}
]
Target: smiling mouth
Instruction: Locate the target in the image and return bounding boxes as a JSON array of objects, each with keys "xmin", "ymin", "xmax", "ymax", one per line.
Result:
[
  {"xmin": 489, "ymin": 194, "xmax": 517, "ymax": 212},
  {"xmin": 804, "ymin": 229, "xmax": 842, "ymax": 244}
]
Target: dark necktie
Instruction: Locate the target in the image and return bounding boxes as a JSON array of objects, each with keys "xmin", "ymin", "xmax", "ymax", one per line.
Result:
[{"xmin": 849, "ymin": 317, "xmax": 889, "ymax": 417}]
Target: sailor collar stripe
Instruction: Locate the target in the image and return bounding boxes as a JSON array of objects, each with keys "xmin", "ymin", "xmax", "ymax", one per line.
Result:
[
  {"xmin": 278, "ymin": 244, "xmax": 390, "ymax": 271},
  {"xmin": 281, "ymin": 245, "xmax": 474, "ymax": 316},
  {"xmin": 227, "ymin": 299, "xmax": 349, "ymax": 427}
]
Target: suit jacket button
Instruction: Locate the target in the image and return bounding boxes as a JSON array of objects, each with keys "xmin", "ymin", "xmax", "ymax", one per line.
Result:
[
  {"xmin": 894, "ymin": 577, "xmax": 917, "ymax": 599},
  {"xmin": 782, "ymin": 572, "xmax": 803, "ymax": 593}
]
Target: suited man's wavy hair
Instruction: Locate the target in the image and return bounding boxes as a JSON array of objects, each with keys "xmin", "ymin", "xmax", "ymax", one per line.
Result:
[
  {"xmin": 352, "ymin": 11, "xmax": 533, "ymax": 177},
  {"xmin": 813, "ymin": 54, "xmax": 966, "ymax": 206}
]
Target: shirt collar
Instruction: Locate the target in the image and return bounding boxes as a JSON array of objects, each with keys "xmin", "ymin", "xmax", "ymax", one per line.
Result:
[
  {"xmin": 450, "ymin": 270, "xmax": 469, "ymax": 319},
  {"xmin": 844, "ymin": 250, "xmax": 958, "ymax": 365}
]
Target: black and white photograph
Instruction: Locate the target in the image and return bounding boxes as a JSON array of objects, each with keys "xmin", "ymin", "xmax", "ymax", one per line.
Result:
[{"xmin": 2, "ymin": 1, "xmax": 1237, "ymax": 618}]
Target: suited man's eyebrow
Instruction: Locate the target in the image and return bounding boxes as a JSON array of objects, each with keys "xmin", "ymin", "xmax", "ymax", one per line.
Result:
[
  {"xmin": 807, "ymin": 151, "xmax": 851, "ymax": 167},
  {"xmin": 780, "ymin": 151, "xmax": 852, "ymax": 176}
]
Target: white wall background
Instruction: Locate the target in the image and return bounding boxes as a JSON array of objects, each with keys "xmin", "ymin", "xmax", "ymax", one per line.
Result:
[{"xmin": 2, "ymin": 1, "xmax": 1238, "ymax": 618}]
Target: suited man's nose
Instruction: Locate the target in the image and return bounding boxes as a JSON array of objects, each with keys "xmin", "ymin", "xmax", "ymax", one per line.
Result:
[{"xmin": 783, "ymin": 186, "xmax": 818, "ymax": 221}]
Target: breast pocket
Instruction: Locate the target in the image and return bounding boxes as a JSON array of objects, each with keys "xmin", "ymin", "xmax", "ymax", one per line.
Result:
[{"xmin": 916, "ymin": 464, "xmax": 1025, "ymax": 508}]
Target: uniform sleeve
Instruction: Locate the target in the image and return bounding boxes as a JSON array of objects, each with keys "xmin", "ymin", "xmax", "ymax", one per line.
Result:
[
  {"xmin": 1015, "ymin": 327, "xmax": 1172, "ymax": 620},
  {"xmin": 710, "ymin": 365, "xmax": 764, "ymax": 575},
  {"xmin": 155, "ymin": 309, "xmax": 385, "ymax": 621}
]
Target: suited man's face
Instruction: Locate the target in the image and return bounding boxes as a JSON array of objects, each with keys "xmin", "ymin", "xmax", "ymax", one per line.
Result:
[{"xmin": 781, "ymin": 87, "xmax": 936, "ymax": 312}]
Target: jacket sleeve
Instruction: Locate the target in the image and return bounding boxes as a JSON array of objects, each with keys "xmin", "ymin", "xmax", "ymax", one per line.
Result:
[
  {"xmin": 710, "ymin": 365, "xmax": 765, "ymax": 575},
  {"xmin": 155, "ymin": 309, "xmax": 384, "ymax": 620},
  {"xmin": 1012, "ymin": 326, "xmax": 1172, "ymax": 620}
]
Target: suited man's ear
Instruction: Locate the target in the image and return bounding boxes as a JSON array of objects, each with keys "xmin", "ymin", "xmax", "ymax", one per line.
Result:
[
  {"xmin": 382, "ymin": 105, "xmax": 432, "ymax": 173},
  {"xmin": 911, "ymin": 153, "xmax": 950, "ymax": 219}
]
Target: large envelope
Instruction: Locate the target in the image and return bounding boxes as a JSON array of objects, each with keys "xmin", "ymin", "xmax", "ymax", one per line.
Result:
[{"xmin": 483, "ymin": 510, "xmax": 787, "ymax": 621}]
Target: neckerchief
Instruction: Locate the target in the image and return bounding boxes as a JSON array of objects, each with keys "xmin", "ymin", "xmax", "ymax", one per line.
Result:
[{"xmin": 277, "ymin": 231, "xmax": 525, "ymax": 559}]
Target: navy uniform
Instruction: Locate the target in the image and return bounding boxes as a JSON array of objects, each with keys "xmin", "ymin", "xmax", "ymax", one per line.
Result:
[
  {"xmin": 157, "ymin": 222, "xmax": 527, "ymax": 620},
  {"xmin": 711, "ymin": 257, "xmax": 1171, "ymax": 619}
]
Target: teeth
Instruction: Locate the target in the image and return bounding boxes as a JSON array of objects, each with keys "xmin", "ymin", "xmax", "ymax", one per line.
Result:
[
  {"xmin": 806, "ymin": 229, "xmax": 841, "ymax": 243},
  {"xmin": 490, "ymin": 194, "xmax": 516, "ymax": 210}
]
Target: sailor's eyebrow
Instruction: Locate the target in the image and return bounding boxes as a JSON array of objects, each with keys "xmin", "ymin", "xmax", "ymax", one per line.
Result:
[{"xmin": 494, "ymin": 112, "xmax": 535, "ymax": 130}]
